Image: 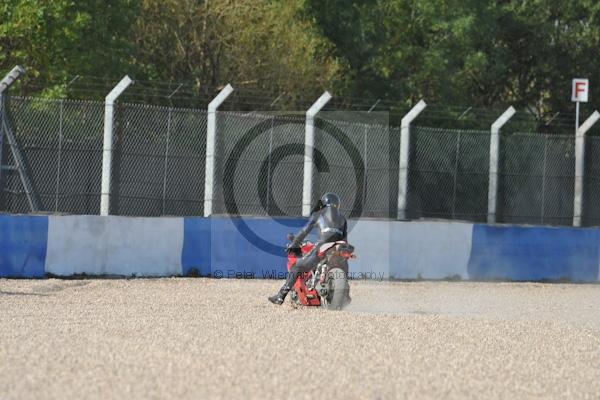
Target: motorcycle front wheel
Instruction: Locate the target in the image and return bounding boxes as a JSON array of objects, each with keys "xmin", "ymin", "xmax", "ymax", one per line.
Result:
[{"xmin": 322, "ymin": 267, "xmax": 350, "ymax": 310}]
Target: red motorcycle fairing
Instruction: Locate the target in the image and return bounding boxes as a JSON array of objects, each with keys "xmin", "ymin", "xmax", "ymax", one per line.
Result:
[
  {"xmin": 287, "ymin": 241, "xmax": 321, "ymax": 306},
  {"xmin": 287, "ymin": 240, "xmax": 354, "ymax": 307}
]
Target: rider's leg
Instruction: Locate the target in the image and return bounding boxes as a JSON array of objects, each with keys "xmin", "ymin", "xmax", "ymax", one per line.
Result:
[{"xmin": 268, "ymin": 250, "xmax": 320, "ymax": 305}]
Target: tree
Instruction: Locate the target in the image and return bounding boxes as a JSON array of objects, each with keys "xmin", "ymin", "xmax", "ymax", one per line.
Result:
[
  {"xmin": 0, "ymin": 0, "xmax": 140, "ymax": 96},
  {"xmin": 2, "ymin": 0, "xmax": 600, "ymax": 129},
  {"xmin": 132, "ymin": 0, "xmax": 342, "ymax": 108},
  {"xmin": 304, "ymin": 0, "xmax": 600, "ymax": 132}
]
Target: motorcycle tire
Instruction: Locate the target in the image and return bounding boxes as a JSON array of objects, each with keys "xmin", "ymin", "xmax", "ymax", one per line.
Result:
[{"xmin": 322, "ymin": 267, "xmax": 349, "ymax": 310}]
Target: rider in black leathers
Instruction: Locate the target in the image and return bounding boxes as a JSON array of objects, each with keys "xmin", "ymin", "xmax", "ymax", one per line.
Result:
[{"xmin": 268, "ymin": 193, "xmax": 347, "ymax": 305}]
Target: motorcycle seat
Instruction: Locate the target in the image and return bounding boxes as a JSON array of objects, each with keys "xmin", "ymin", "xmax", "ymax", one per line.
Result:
[{"xmin": 316, "ymin": 241, "xmax": 348, "ymax": 257}]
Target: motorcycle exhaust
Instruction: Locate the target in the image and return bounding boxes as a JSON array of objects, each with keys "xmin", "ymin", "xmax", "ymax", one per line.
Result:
[{"xmin": 315, "ymin": 282, "xmax": 328, "ymax": 297}]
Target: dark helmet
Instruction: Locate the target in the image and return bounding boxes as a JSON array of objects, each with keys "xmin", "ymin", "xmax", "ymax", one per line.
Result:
[{"xmin": 320, "ymin": 192, "xmax": 340, "ymax": 209}]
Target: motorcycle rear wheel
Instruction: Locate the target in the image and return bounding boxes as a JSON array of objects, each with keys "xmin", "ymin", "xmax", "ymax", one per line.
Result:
[{"xmin": 322, "ymin": 267, "xmax": 349, "ymax": 310}]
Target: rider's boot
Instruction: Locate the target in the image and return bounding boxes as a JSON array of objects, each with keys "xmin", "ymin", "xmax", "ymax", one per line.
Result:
[{"xmin": 268, "ymin": 284, "xmax": 291, "ymax": 305}]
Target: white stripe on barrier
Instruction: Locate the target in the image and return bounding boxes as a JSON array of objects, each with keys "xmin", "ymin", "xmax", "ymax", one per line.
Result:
[
  {"xmin": 389, "ymin": 221, "xmax": 473, "ymax": 280},
  {"xmin": 348, "ymin": 219, "xmax": 392, "ymax": 279},
  {"xmin": 349, "ymin": 220, "xmax": 473, "ymax": 280},
  {"xmin": 45, "ymin": 216, "xmax": 184, "ymax": 276}
]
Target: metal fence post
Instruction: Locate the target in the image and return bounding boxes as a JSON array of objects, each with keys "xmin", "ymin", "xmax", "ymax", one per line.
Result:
[
  {"xmin": 265, "ymin": 116, "xmax": 274, "ymax": 214},
  {"xmin": 362, "ymin": 123, "xmax": 368, "ymax": 205},
  {"xmin": 0, "ymin": 65, "xmax": 25, "ymax": 94},
  {"xmin": 161, "ymin": 107, "xmax": 172, "ymax": 215},
  {"xmin": 541, "ymin": 135, "xmax": 548, "ymax": 224},
  {"xmin": 302, "ymin": 91, "xmax": 332, "ymax": 217},
  {"xmin": 451, "ymin": 130, "xmax": 461, "ymax": 218},
  {"xmin": 0, "ymin": 94, "xmax": 4, "ymax": 205},
  {"xmin": 55, "ymin": 99, "xmax": 64, "ymax": 212},
  {"xmin": 397, "ymin": 100, "xmax": 426, "ymax": 220},
  {"xmin": 573, "ymin": 110, "xmax": 600, "ymax": 227},
  {"xmin": 0, "ymin": 65, "xmax": 41, "ymax": 212},
  {"xmin": 100, "ymin": 75, "xmax": 132, "ymax": 216},
  {"xmin": 204, "ymin": 84, "xmax": 233, "ymax": 217},
  {"xmin": 487, "ymin": 106, "xmax": 515, "ymax": 224},
  {"xmin": 0, "ymin": 66, "xmax": 26, "ymax": 195}
]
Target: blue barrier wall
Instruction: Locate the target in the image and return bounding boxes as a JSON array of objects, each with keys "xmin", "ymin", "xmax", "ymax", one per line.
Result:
[
  {"xmin": 182, "ymin": 217, "xmax": 309, "ymax": 278},
  {"xmin": 182, "ymin": 218, "xmax": 211, "ymax": 276},
  {"xmin": 468, "ymin": 224, "xmax": 600, "ymax": 282},
  {"xmin": 1, "ymin": 214, "xmax": 599, "ymax": 282},
  {"xmin": 0, "ymin": 215, "xmax": 48, "ymax": 278}
]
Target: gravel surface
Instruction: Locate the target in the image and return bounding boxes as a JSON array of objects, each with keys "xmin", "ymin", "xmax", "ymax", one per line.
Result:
[{"xmin": 1, "ymin": 278, "xmax": 599, "ymax": 399}]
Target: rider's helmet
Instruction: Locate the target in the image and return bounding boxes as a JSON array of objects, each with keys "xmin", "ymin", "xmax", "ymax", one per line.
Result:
[{"xmin": 320, "ymin": 192, "xmax": 340, "ymax": 209}]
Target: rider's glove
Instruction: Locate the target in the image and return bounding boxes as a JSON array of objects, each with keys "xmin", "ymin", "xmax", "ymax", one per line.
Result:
[{"xmin": 286, "ymin": 244, "xmax": 301, "ymax": 255}]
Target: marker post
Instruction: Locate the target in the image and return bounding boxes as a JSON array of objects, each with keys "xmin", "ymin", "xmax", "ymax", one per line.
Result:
[{"xmin": 572, "ymin": 78, "xmax": 589, "ymax": 133}]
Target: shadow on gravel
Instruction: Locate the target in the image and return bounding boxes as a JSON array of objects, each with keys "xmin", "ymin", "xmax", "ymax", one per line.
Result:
[
  {"xmin": 0, "ymin": 281, "xmax": 93, "ymax": 296},
  {"xmin": 32, "ymin": 281, "xmax": 91, "ymax": 293},
  {"xmin": 0, "ymin": 290, "xmax": 52, "ymax": 297}
]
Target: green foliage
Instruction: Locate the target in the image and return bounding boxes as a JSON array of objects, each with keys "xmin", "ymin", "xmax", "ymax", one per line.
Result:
[
  {"xmin": 0, "ymin": 0, "xmax": 140, "ymax": 89},
  {"xmin": 1, "ymin": 0, "xmax": 600, "ymax": 130},
  {"xmin": 131, "ymin": 0, "xmax": 342, "ymax": 107},
  {"xmin": 304, "ymin": 0, "xmax": 600, "ymax": 129}
]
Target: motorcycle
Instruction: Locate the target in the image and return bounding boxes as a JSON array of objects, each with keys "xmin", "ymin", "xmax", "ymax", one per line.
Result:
[{"xmin": 286, "ymin": 233, "xmax": 355, "ymax": 310}]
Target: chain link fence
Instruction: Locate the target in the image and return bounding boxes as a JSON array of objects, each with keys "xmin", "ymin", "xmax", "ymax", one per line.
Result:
[
  {"xmin": 0, "ymin": 97, "xmax": 206, "ymax": 216},
  {"xmin": 583, "ymin": 136, "xmax": 600, "ymax": 226},
  {"xmin": 212, "ymin": 112, "xmax": 394, "ymax": 219},
  {"xmin": 213, "ymin": 112, "xmax": 305, "ymax": 217},
  {"xmin": 407, "ymin": 126, "xmax": 490, "ymax": 222},
  {"xmin": 1, "ymin": 95, "xmax": 599, "ymax": 227},
  {"xmin": 111, "ymin": 103, "xmax": 206, "ymax": 216},
  {"xmin": 1, "ymin": 96, "xmax": 104, "ymax": 214},
  {"xmin": 312, "ymin": 116, "xmax": 393, "ymax": 219},
  {"xmin": 497, "ymin": 133, "xmax": 575, "ymax": 226}
]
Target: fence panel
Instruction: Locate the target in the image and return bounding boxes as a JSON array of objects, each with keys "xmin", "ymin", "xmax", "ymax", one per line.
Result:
[
  {"xmin": 497, "ymin": 133, "xmax": 574, "ymax": 226},
  {"xmin": 2, "ymin": 97, "xmax": 60, "ymax": 212},
  {"xmin": 364, "ymin": 123, "xmax": 394, "ymax": 219},
  {"xmin": 265, "ymin": 114, "xmax": 305, "ymax": 216},
  {"xmin": 313, "ymin": 116, "xmax": 391, "ymax": 219},
  {"xmin": 583, "ymin": 136, "xmax": 600, "ymax": 226},
  {"xmin": 214, "ymin": 112, "xmax": 275, "ymax": 216},
  {"xmin": 215, "ymin": 113, "xmax": 392, "ymax": 219},
  {"xmin": 111, "ymin": 103, "xmax": 208, "ymax": 216},
  {"xmin": 162, "ymin": 108, "xmax": 207, "ymax": 216},
  {"xmin": 313, "ymin": 118, "xmax": 367, "ymax": 219},
  {"xmin": 407, "ymin": 126, "xmax": 489, "ymax": 222},
  {"xmin": 57, "ymin": 100, "xmax": 104, "ymax": 214},
  {"xmin": 1, "ymin": 96, "xmax": 104, "ymax": 214},
  {"xmin": 112, "ymin": 103, "xmax": 169, "ymax": 216}
]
